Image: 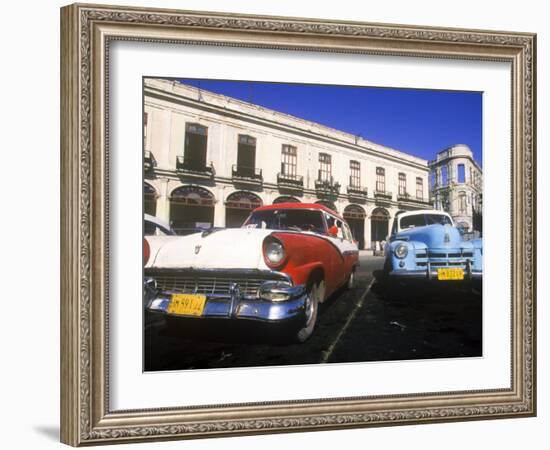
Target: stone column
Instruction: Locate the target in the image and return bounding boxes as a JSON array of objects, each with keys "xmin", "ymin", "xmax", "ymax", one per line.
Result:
[
  {"xmin": 155, "ymin": 178, "xmax": 170, "ymax": 223},
  {"xmin": 364, "ymin": 212, "xmax": 372, "ymax": 251},
  {"xmin": 213, "ymin": 184, "xmax": 226, "ymax": 227}
]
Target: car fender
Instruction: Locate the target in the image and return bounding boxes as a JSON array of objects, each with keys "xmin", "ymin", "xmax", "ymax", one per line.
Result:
[
  {"xmin": 285, "ymin": 261, "xmax": 325, "ymax": 290},
  {"xmin": 468, "ymin": 238, "xmax": 483, "ymax": 271},
  {"xmin": 386, "ymin": 239, "xmax": 426, "ymax": 271},
  {"xmin": 272, "ymin": 231, "xmax": 346, "ymax": 297}
]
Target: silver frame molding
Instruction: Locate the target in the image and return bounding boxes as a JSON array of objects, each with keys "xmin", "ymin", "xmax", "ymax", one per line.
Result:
[{"xmin": 60, "ymin": 3, "xmax": 536, "ymax": 446}]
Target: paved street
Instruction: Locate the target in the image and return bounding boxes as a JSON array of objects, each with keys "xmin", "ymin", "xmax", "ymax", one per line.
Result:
[{"xmin": 144, "ymin": 254, "xmax": 482, "ymax": 371}]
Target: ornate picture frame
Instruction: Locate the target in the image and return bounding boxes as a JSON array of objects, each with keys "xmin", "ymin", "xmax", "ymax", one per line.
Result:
[{"xmin": 60, "ymin": 3, "xmax": 536, "ymax": 446}]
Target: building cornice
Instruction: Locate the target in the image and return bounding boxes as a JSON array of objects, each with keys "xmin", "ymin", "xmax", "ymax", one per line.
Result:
[
  {"xmin": 144, "ymin": 83, "xmax": 429, "ymax": 173},
  {"xmin": 429, "ymin": 154, "xmax": 483, "ymax": 174},
  {"xmin": 432, "ymin": 183, "xmax": 483, "ymax": 194}
]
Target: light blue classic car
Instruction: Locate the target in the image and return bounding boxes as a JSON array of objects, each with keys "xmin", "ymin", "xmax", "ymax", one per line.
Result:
[{"xmin": 383, "ymin": 210, "xmax": 482, "ymax": 282}]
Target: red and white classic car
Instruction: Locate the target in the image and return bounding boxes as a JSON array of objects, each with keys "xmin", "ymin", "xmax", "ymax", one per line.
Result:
[{"xmin": 144, "ymin": 203, "xmax": 359, "ymax": 341}]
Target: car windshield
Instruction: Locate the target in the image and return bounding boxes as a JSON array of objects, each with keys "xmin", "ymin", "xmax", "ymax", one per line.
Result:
[
  {"xmin": 244, "ymin": 209, "xmax": 325, "ymax": 233},
  {"xmin": 400, "ymin": 213, "xmax": 452, "ymax": 230}
]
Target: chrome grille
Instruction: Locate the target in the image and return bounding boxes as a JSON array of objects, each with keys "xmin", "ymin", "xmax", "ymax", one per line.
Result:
[
  {"xmin": 145, "ymin": 269, "xmax": 288, "ymax": 296},
  {"xmin": 415, "ymin": 248, "xmax": 473, "ymax": 268}
]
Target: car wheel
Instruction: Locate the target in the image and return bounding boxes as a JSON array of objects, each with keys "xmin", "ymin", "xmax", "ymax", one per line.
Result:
[
  {"xmin": 295, "ymin": 280, "xmax": 322, "ymax": 343},
  {"xmin": 345, "ymin": 269, "xmax": 355, "ymax": 290}
]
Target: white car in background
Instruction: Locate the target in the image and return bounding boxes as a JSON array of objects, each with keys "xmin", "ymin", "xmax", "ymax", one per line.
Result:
[{"xmin": 144, "ymin": 214, "xmax": 176, "ymax": 236}]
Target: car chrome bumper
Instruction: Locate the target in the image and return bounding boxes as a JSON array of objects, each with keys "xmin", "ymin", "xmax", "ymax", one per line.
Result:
[
  {"xmin": 389, "ymin": 269, "xmax": 482, "ymax": 280},
  {"xmin": 145, "ymin": 282, "xmax": 309, "ymax": 323}
]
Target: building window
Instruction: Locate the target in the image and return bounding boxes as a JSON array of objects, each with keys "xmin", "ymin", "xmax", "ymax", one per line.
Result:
[
  {"xmin": 416, "ymin": 177, "xmax": 423, "ymax": 199},
  {"xmin": 349, "ymin": 160, "xmax": 361, "ymax": 188},
  {"xmin": 318, "ymin": 153, "xmax": 332, "ymax": 181},
  {"xmin": 430, "ymin": 171, "xmax": 437, "ymax": 189},
  {"xmin": 458, "ymin": 191, "xmax": 467, "ymax": 214},
  {"xmin": 443, "ymin": 192, "xmax": 450, "ymax": 211},
  {"xmin": 398, "ymin": 173, "xmax": 407, "ymax": 196},
  {"xmin": 441, "ymin": 165, "xmax": 448, "ymax": 185},
  {"xmin": 143, "ymin": 112, "xmax": 148, "ymax": 151},
  {"xmin": 281, "ymin": 145, "xmax": 297, "ymax": 177},
  {"xmin": 184, "ymin": 123, "xmax": 208, "ymax": 170},
  {"xmin": 458, "ymin": 164, "xmax": 466, "ymax": 183},
  {"xmin": 376, "ymin": 167, "xmax": 385, "ymax": 193},
  {"xmin": 236, "ymin": 134, "xmax": 257, "ymax": 176}
]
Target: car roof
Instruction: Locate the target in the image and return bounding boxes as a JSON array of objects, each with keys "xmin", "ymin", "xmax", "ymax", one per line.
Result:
[
  {"xmin": 397, "ymin": 209, "xmax": 453, "ymax": 219},
  {"xmin": 253, "ymin": 203, "xmax": 344, "ymax": 220},
  {"xmin": 144, "ymin": 213, "xmax": 173, "ymax": 230}
]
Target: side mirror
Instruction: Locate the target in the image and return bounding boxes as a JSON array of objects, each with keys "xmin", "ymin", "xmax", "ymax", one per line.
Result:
[{"xmin": 328, "ymin": 225, "xmax": 338, "ymax": 237}]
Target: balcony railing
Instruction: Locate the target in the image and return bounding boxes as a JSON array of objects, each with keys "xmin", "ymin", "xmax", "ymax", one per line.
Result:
[
  {"xmin": 277, "ymin": 173, "xmax": 304, "ymax": 191},
  {"xmin": 176, "ymin": 156, "xmax": 215, "ymax": 179},
  {"xmin": 144, "ymin": 150, "xmax": 156, "ymax": 171},
  {"xmin": 374, "ymin": 189, "xmax": 392, "ymax": 200},
  {"xmin": 232, "ymin": 164, "xmax": 263, "ymax": 185},
  {"xmin": 315, "ymin": 178, "xmax": 341, "ymax": 199},
  {"xmin": 398, "ymin": 192, "xmax": 432, "ymax": 205},
  {"xmin": 347, "ymin": 185, "xmax": 368, "ymax": 200}
]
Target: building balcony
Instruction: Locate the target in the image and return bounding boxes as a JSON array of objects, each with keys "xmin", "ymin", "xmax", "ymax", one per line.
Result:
[
  {"xmin": 176, "ymin": 156, "xmax": 215, "ymax": 179},
  {"xmin": 347, "ymin": 185, "xmax": 368, "ymax": 201},
  {"xmin": 144, "ymin": 150, "xmax": 156, "ymax": 171},
  {"xmin": 315, "ymin": 178, "xmax": 341, "ymax": 199},
  {"xmin": 398, "ymin": 193, "xmax": 432, "ymax": 206},
  {"xmin": 232, "ymin": 164, "xmax": 263, "ymax": 186},
  {"xmin": 277, "ymin": 173, "xmax": 304, "ymax": 192},
  {"xmin": 374, "ymin": 190, "xmax": 392, "ymax": 201}
]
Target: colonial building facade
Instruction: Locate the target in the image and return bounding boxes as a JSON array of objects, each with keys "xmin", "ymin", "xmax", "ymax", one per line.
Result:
[
  {"xmin": 144, "ymin": 78, "xmax": 432, "ymax": 250},
  {"xmin": 429, "ymin": 145, "xmax": 483, "ymax": 233}
]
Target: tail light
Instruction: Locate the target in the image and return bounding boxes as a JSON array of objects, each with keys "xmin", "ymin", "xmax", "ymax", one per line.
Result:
[{"xmin": 143, "ymin": 238, "xmax": 150, "ymax": 266}]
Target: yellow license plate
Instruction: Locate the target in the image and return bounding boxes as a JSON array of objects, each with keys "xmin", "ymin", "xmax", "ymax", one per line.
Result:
[
  {"xmin": 168, "ymin": 294, "xmax": 206, "ymax": 316},
  {"xmin": 437, "ymin": 268, "xmax": 464, "ymax": 280}
]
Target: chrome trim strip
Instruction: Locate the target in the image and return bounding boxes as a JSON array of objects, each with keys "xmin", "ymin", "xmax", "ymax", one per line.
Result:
[{"xmin": 144, "ymin": 267, "xmax": 293, "ymax": 284}]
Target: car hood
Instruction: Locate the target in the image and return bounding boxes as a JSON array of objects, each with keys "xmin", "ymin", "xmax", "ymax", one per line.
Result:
[
  {"xmin": 396, "ymin": 224, "xmax": 466, "ymax": 248},
  {"xmin": 146, "ymin": 228, "xmax": 274, "ymax": 270}
]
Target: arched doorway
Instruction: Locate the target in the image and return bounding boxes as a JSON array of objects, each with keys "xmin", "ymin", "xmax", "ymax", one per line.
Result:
[
  {"xmin": 144, "ymin": 182, "xmax": 157, "ymax": 216},
  {"xmin": 225, "ymin": 191, "xmax": 263, "ymax": 228},
  {"xmin": 344, "ymin": 204, "xmax": 366, "ymax": 249},
  {"xmin": 370, "ymin": 207, "xmax": 390, "ymax": 249},
  {"xmin": 315, "ymin": 200, "xmax": 337, "ymax": 213},
  {"xmin": 169, "ymin": 185, "xmax": 215, "ymax": 235},
  {"xmin": 273, "ymin": 195, "xmax": 300, "ymax": 204}
]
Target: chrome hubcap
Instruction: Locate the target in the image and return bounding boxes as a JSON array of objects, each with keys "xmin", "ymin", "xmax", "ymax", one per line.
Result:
[{"xmin": 304, "ymin": 288, "xmax": 316, "ymax": 325}]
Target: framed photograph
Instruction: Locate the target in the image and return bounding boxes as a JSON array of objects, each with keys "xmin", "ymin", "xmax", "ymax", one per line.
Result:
[{"xmin": 60, "ymin": 3, "xmax": 536, "ymax": 446}]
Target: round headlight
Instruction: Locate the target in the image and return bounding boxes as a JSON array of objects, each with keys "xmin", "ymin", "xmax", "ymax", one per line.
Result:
[
  {"xmin": 265, "ymin": 241, "xmax": 285, "ymax": 265},
  {"xmin": 394, "ymin": 243, "xmax": 408, "ymax": 259}
]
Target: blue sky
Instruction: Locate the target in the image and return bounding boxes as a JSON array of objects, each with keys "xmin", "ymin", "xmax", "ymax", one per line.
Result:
[{"xmin": 178, "ymin": 79, "xmax": 482, "ymax": 165}]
